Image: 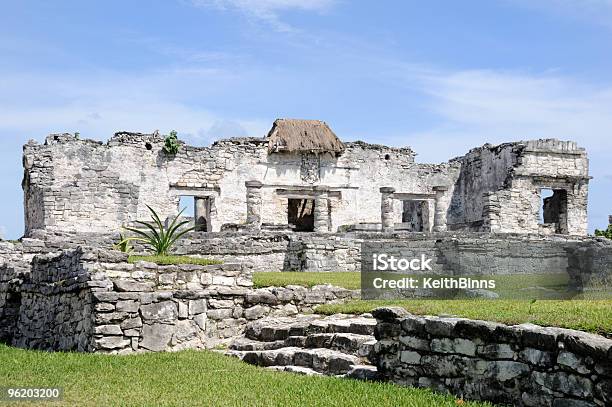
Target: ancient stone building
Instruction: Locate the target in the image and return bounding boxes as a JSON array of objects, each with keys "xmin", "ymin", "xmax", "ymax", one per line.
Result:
[{"xmin": 22, "ymin": 119, "xmax": 589, "ymax": 237}]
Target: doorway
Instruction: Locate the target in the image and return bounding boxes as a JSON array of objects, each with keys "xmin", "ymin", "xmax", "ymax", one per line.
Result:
[
  {"xmin": 540, "ymin": 188, "xmax": 568, "ymax": 234},
  {"xmin": 288, "ymin": 198, "xmax": 315, "ymax": 232},
  {"xmin": 402, "ymin": 200, "xmax": 428, "ymax": 232}
]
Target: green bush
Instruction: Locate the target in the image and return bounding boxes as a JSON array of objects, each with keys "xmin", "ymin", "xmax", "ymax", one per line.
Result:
[
  {"xmin": 163, "ymin": 130, "xmax": 180, "ymax": 154},
  {"xmin": 120, "ymin": 205, "xmax": 194, "ymax": 255},
  {"xmin": 594, "ymin": 224, "xmax": 612, "ymax": 239}
]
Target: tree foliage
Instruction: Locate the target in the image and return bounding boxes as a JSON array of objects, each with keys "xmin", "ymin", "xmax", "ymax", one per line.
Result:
[{"xmin": 594, "ymin": 224, "xmax": 612, "ymax": 239}]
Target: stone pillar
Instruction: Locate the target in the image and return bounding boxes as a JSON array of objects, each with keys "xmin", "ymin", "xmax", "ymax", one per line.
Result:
[
  {"xmin": 380, "ymin": 187, "xmax": 396, "ymax": 233},
  {"xmin": 245, "ymin": 181, "xmax": 263, "ymax": 228},
  {"xmin": 313, "ymin": 187, "xmax": 330, "ymax": 233},
  {"xmin": 609, "ymin": 215, "xmax": 612, "ymax": 226},
  {"xmin": 433, "ymin": 186, "xmax": 449, "ymax": 232},
  {"xmin": 194, "ymin": 197, "xmax": 209, "ymax": 232}
]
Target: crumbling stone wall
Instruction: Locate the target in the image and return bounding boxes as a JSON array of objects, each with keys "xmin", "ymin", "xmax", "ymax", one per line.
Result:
[
  {"xmin": 0, "ymin": 247, "xmax": 357, "ymax": 353},
  {"xmin": 447, "ymin": 142, "xmax": 521, "ymax": 230},
  {"xmin": 372, "ymin": 307, "xmax": 612, "ymax": 406},
  {"xmin": 171, "ymin": 232, "xmax": 361, "ymax": 272},
  {"xmin": 11, "ymin": 249, "xmax": 94, "ymax": 351},
  {"xmin": 22, "ymin": 133, "xmax": 589, "ymax": 236},
  {"xmin": 486, "ymin": 140, "xmax": 588, "ymax": 235},
  {"xmin": 0, "ymin": 264, "xmax": 22, "ymax": 343},
  {"xmin": 23, "ymin": 134, "xmax": 431, "ymax": 236}
]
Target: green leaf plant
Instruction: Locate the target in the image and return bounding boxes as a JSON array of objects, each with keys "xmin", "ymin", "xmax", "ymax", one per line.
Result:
[{"xmin": 120, "ymin": 205, "xmax": 195, "ymax": 256}]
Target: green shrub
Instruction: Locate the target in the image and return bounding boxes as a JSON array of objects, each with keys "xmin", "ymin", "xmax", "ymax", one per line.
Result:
[
  {"xmin": 163, "ymin": 130, "xmax": 180, "ymax": 154},
  {"xmin": 594, "ymin": 224, "xmax": 612, "ymax": 239},
  {"xmin": 120, "ymin": 205, "xmax": 194, "ymax": 255}
]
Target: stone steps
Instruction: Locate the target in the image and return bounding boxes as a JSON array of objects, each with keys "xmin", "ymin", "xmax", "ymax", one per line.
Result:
[
  {"xmin": 227, "ymin": 314, "xmax": 380, "ymax": 379},
  {"xmin": 231, "ymin": 332, "xmax": 375, "ymax": 357}
]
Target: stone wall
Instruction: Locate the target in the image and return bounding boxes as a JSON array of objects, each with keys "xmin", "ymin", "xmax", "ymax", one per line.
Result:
[
  {"xmin": 172, "ymin": 232, "xmax": 362, "ymax": 272},
  {"xmin": 174, "ymin": 232, "xmax": 611, "ymax": 281},
  {"xmin": 448, "ymin": 139, "xmax": 589, "ymax": 235},
  {"xmin": 0, "ymin": 247, "xmax": 357, "ymax": 353},
  {"xmin": 23, "ymin": 133, "xmax": 436, "ymax": 236},
  {"xmin": 372, "ymin": 307, "xmax": 612, "ymax": 406}
]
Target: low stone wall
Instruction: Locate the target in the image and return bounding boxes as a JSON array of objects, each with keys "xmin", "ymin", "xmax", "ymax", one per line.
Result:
[
  {"xmin": 0, "ymin": 264, "xmax": 22, "ymax": 343},
  {"xmin": 172, "ymin": 232, "xmax": 361, "ymax": 272},
  {"xmin": 372, "ymin": 307, "xmax": 612, "ymax": 407},
  {"xmin": 0, "ymin": 247, "xmax": 357, "ymax": 353},
  {"xmin": 13, "ymin": 230, "xmax": 612, "ymax": 278}
]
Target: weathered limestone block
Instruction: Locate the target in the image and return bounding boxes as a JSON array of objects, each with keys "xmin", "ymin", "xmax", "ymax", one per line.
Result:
[
  {"xmin": 140, "ymin": 323, "xmax": 175, "ymax": 352},
  {"xmin": 140, "ymin": 301, "xmax": 178, "ymax": 323}
]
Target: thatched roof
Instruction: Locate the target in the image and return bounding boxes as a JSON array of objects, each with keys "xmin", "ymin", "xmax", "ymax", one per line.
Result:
[{"xmin": 267, "ymin": 119, "xmax": 345, "ymax": 154}]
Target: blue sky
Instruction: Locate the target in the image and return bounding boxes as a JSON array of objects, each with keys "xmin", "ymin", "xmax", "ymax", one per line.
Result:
[{"xmin": 1, "ymin": 0, "xmax": 611, "ymax": 238}]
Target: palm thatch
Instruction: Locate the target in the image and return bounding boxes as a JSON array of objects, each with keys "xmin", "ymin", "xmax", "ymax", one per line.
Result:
[{"xmin": 267, "ymin": 119, "xmax": 345, "ymax": 154}]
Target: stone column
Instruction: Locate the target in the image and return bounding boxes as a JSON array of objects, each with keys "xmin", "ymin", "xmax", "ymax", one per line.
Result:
[
  {"xmin": 433, "ymin": 186, "xmax": 449, "ymax": 232},
  {"xmin": 380, "ymin": 187, "xmax": 396, "ymax": 233},
  {"xmin": 313, "ymin": 187, "xmax": 330, "ymax": 233},
  {"xmin": 245, "ymin": 181, "xmax": 263, "ymax": 229},
  {"xmin": 194, "ymin": 197, "xmax": 209, "ymax": 232}
]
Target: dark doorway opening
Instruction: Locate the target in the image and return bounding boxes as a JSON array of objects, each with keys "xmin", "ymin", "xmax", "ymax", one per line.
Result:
[
  {"xmin": 540, "ymin": 188, "xmax": 568, "ymax": 234},
  {"xmin": 402, "ymin": 200, "xmax": 428, "ymax": 232},
  {"xmin": 288, "ymin": 198, "xmax": 315, "ymax": 232},
  {"xmin": 194, "ymin": 197, "xmax": 211, "ymax": 232}
]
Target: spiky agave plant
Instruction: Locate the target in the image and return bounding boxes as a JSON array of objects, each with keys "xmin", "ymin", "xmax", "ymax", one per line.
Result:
[
  {"xmin": 113, "ymin": 233, "xmax": 134, "ymax": 253},
  {"xmin": 121, "ymin": 205, "xmax": 195, "ymax": 255}
]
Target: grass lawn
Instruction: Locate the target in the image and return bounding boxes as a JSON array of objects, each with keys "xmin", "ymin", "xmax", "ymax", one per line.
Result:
[
  {"xmin": 128, "ymin": 255, "xmax": 222, "ymax": 266},
  {"xmin": 253, "ymin": 272, "xmax": 361, "ymax": 289},
  {"xmin": 253, "ymin": 272, "xmax": 612, "ymax": 335},
  {"xmin": 316, "ymin": 299, "xmax": 612, "ymax": 336},
  {"xmin": 0, "ymin": 345, "xmax": 490, "ymax": 407}
]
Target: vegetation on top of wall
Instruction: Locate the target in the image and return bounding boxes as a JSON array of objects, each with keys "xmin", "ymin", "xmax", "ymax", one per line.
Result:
[
  {"xmin": 128, "ymin": 255, "xmax": 222, "ymax": 266},
  {"xmin": 163, "ymin": 130, "xmax": 181, "ymax": 155},
  {"xmin": 315, "ymin": 299, "xmax": 612, "ymax": 335},
  {"xmin": 594, "ymin": 224, "xmax": 612, "ymax": 239},
  {"xmin": 120, "ymin": 205, "xmax": 194, "ymax": 256},
  {"xmin": 253, "ymin": 272, "xmax": 361, "ymax": 289}
]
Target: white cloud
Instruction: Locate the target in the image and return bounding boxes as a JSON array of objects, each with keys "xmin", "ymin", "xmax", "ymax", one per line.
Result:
[
  {"xmin": 395, "ymin": 69, "xmax": 612, "ymax": 163},
  {"xmin": 190, "ymin": 0, "xmax": 338, "ymax": 31},
  {"xmin": 387, "ymin": 68, "xmax": 612, "ymax": 233},
  {"xmin": 0, "ymin": 69, "xmax": 270, "ymax": 146}
]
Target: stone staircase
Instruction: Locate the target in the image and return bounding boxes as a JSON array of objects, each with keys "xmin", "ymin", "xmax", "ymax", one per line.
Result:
[{"xmin": 225, "ymin": 314, "xmax": 380, "ymax": 380}]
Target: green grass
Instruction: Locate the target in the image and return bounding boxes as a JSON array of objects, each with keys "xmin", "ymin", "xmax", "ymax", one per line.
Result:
[
  {"xmin": 316, "ymin": 299, "xmax": 612, "ymax": 336},
  {"xmin": 253, "ymin": 272, "xmax": 361, "ymax": 289},
  {"xmin": 253, "ymin": 272, "xmax": 612, "ymax": 335},
  {"xmin": 128, "ymin": 255, "xmax": 222, "ymax": 266},
  {"xmin": 0, "ymin": 344, "xmax": 490, "ymax": 407}
]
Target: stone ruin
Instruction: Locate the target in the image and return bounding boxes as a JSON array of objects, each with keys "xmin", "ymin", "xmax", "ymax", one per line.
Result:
[
  {"xmin": 22, "ymin": 119, "xmax": 590, "ymax": 236},
  {"xmin": 1, "ymin": 119, "xmax": 611, "ymax": 406}
]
